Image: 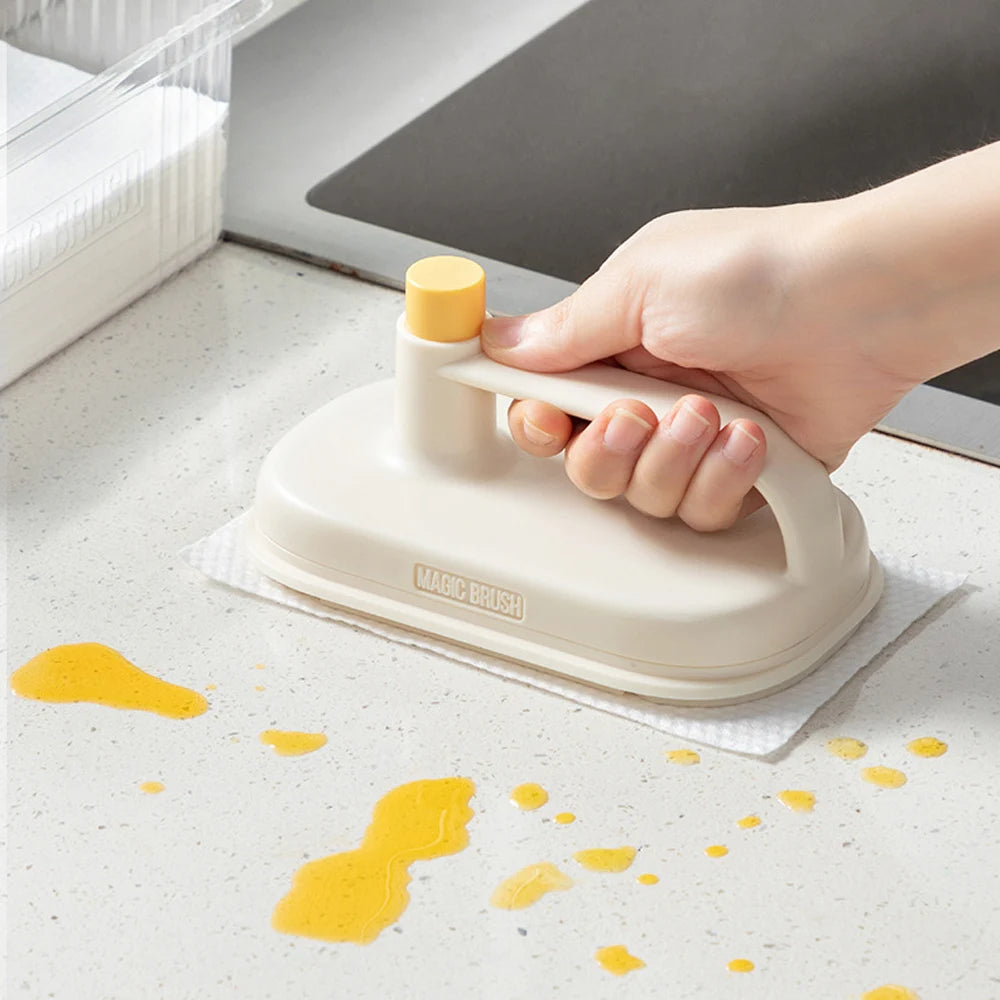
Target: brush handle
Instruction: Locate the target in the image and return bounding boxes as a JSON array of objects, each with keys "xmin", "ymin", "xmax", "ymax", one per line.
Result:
[{"xmin": 439, "ymin": 352, "xmax": 845, "ymax": 584}]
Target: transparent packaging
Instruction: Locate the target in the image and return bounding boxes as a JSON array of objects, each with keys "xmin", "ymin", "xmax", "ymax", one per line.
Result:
[{"xmin": 1, "ymin": 0, "xmax": 268, "ymax": 386}]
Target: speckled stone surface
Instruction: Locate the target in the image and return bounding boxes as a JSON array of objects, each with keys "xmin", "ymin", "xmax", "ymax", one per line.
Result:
[{"xmin": 4, "ymin": 243, "xmax": 999, "ymax": 999}]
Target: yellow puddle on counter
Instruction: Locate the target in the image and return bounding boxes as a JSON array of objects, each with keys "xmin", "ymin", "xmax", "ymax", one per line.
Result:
[
  {"xmin": 737, "ymin": 815, "xmax": 761, "ymax": 829},
  {"xmin": 259, "ymin": 730, "xmax": 327, "ymax": 756},
  {"xmin": 491, "ymin": 863, "xmax": 573, "ymax": 910},
  {"xmin": 636, "ymin": 873, "xmax": 659, "ymax": 885},
  {"xmin": 861, "ymin": 986, "xmax": 918, "ymax": 1000},
  {"xmin": 728, "ymin": 958, "xmax": 754, "ymax": 973},
  {"xmin": 272, "ymin": 777, "xmax": 474, "ymax": 944},
  {"xmin": 827, "ymin": 737, "xmax": 868, "ymax": 760},
  {"xmin": 907, "ymin": 737, "xmax": 948, "ymax": 758},
  {"xmin": 666, "ymin": 748, "xmax": 700, "ymax": 765},
  {"xmin": 139, "ymin": 781, "xmax": 165, "ymax": 794},
  {"xmin": 510, "ymin": 783, "xmax": 548, "ymax": 810},
  {"xmin": 573, "ymin": 847, "xmax": 636, "ymax": 873},
  {"xmin": 595, "ymin": 945, "xmax": 645, "ymax": 976},
  {"xmin": 11, "ymin": 643, "xmax": 208, "ymax": 719},
  {"xmin": 553, "ymin": 812, "xmax": 576, "ymax": 825},
  {"xmin": 861, "ymin": 766, "xmax": 907, "ymax": 789},
  {"xmin": 704, "ymin": 844, "xmax": 728, "ymax": 858},
  {"xmin": 777, "ymin": 789, "xmax": 815, "ymax": 813}
]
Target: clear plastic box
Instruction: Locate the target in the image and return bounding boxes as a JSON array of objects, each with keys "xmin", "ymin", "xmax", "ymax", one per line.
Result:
[{"xmin": 1, "ymin": 0, "xmax": 268, "ymax": 386}]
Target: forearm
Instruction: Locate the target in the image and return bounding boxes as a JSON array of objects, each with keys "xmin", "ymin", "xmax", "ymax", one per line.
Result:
[{"xmin": 803, "ymin": 141, "xmax": 1000, "ymax": 383}]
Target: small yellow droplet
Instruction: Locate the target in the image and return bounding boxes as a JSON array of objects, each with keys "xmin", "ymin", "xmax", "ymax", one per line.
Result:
[
  {"xmin": 861, "ymin": 986, "xmax": 919, "ymax": 1000},
  {"xmin": 777, "ymin": 789, "xmax": 815, "ymax": 813},
  {"xmin": 666, "ymin": 748, "xmax": 700, "ymax": 765},
  {"xmin": 254, "ymin": 663, "xmax": 266, "ymax": 670},
  {"xmin": 636, "ymin": 873, "xmax": 659, "ymax": 885},
  {"xmin": 737, "ymin": 815, "xmax": 761, "ymax": 829},
  {"xmin": 827, "ymin": 736, "xmax": 868, "ymax": 760},
  {"xmin": 254, "ymin": 685, "xmax": 265, "ymax": 692},
  {"xmin": 704, "ymin": 844, "xmax": 728, "ymax": 858},
  {"xmin": 554, "ymin": 812, "xmax": 576, "ymax": 825},
  {"xmin": 727, "ymin": 958, "xmax": 754, "ymax": 973},
  {"xmin": 259, "ymin": 730, "xmax": 327, "ymax": 757},
  {"xmin": 205, "ymin": 683, "xmax": 218, "ymax": 691},
  {"xmin": 510, "ymin": 783, "xmax": 549, "ymax": 810},
  {"xmin": 861, "ymin": 766, "xmax": 907, "ymax": 789},
  {"xmin": 907, "ymin": 737, "xmax": 948, "ymax": 758},
  {"xmin": 573, "ymin": 847, "xmax": 636, "ymax": 873},
  {"xmin": 595, "ymin": 945, "xmax": 645, "ymax": 976},
  {"xmin": 139, "ymin": 781, "xmax": 164, "ymax": 794},
  {"xmin": 491, "ymin": 862, "xmax": 573, "ymax": 910}
]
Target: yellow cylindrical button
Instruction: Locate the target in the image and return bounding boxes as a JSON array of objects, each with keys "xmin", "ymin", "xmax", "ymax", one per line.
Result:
[{"xmin": 405, "ymin": 256, "xmax": 486, "ymax": 343}]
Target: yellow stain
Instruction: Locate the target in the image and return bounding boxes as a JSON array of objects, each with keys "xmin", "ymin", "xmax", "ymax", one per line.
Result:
[
  {"xmin": 737, "ymin": 815, "xmax": 761, "ymax": 829},
  {"xmin": 907, "ymin": 737, "xmax": 948, "ymax": 758},
  {"xmin": 259, "ymin": 730, "xmax": 327, "ymax": 757},
  {"xmin": 510, "ymin": 782, "xmax": 548, "ymax": 810},
  {"xmin": 861, "ymin": 766, "xmax": 907, "ymax": 789},
  {"xmin": 11, "ymin": 643, "xmax": 208, "ymax": 720},
  {"xmin": 553, "ymin": 812, "xmax": 576, "ymax": 825},
  {"xmin": 205, "ymin": 683, "xmax": 218, "ymax": 691},
  {"xmin": 827, "ymin": 737, "xmax": 868, "ymax": 760},
  {"xmin": 139, "ymin": 781, "xmax": 165, "ymax": 794},
  {"xmin": 573, "ymin": 847, "xmax": 636, "ymax": 873},
  {"xmin": 272, "ymin": 777, "xmax": 474, "ymax": 944},
  {"xmin": 728, "ymin": 958, "xmax": 754, "ymax": 972},
  {"xmin": 704, "ymin": 845, "xmax": 729, "ymax": 858},
  {"xmin": 595, "ymin": 945, "xmax": 645, "ymax": 976},
  {"xmin": 490, "ymin": 862, "xmax": 573, "ymax": 910},
  {"xmin": 636, "ymin": 873, "xmax": 659, "ymax": 885},
  {"xmin": 666, "ymin": 748, "xmax": 700, "ymax": 765},
  {"xmin": 777, "ymin": 789, "xmax": 815, "ymax": 813},
  {"xmin": 254, "ymin": 685, "xmax": 265, "ymax": 692},
  {"xmin": 861, "ymin": 987, "xmax": 919, "ymax": 1000},
  {"xmin": 254, "ymin": 663, "xmax": 267, "ymax": 670}
]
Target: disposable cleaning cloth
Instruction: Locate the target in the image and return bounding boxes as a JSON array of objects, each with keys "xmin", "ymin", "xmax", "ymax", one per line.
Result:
[{"xmin": 181, "ymin": 514, "xmax": 964, "ymax": 756}]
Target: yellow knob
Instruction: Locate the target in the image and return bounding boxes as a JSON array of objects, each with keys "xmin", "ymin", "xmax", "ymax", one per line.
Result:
[{"xmin": 405, "ymin": 256, "xmax": 486, "ymax": 343}]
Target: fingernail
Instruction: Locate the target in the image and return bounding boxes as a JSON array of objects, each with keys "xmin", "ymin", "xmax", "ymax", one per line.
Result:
[
  {"xmin": 668, "ymin": 402, "xmax": 711, "ymax": 446},
  {"xmin": 722, "ymin": 424, "xmax": 763, "ymax": 464},
  {"xmin": 604, "ymin": 408, "xmax": 654, "ymax": 454},
  {"xmin": 481, "ymin": 316, "xmax": 525, "ymax": 350},
  {"xmin": 523, "ymin": 417, "xmax": 557, "ymax": 447}
]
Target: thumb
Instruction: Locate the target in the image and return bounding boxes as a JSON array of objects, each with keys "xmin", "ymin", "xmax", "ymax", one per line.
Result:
[{"xmin": 481, "ymin": 266, "xmax": 644, "ymax": 372}]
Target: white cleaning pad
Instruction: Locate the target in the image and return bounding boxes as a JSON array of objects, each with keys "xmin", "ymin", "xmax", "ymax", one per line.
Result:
[{"xmin": 181, "ymin": 514, "xmax": 964, "ymax": 756}]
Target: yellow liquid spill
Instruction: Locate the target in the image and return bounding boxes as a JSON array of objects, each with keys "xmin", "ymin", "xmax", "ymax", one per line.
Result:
[
  {"xmin": 510, "ymin": 783, "xmax": 549, "ymax": 810},
  {"xmin": 573, "ymin": 847, "xmax": 637, "ymax": 873},
  {"xmin": 737, "ymin": 815, "xmax": 761, "ymax": 829},
  {"xmin": 861, "ymin": 986, "xmax": 919, "ymax": 1000},
  {"xmin": 254, "ymin": 685, "xmax": 265, "ymax": 692},
  {"xmin": 259, "ymin": 730, "xmax": 327, "ymax": 757},
  {"xmin": 205, "ymin": 683, "xmax": 218, "ymax": 691},
  {"xmin": 595, "ymin": 945, "xmax": 645, "ymax": 976},
  {"xmin": 907, "ymin": 737, "xmax": 948, "ymax": 758},
  {"xmin": 139, "ymin": 781, "xmax": 165, "ymax": 794},
  {"xmin": 254, "ymin": 663, "xmax": 266, "ymax": 670},
  {"xmin": 704, "ymin": 845, "xmax": 729, "ymax": 858},
  {"xmin": 777, "ymin": 789, "xmax": 815, "ymax": 813},
  {"xmin": 553, "ymin": 812, "xmax": 576, "ymax": 825},
  {"xmin": 11, "ymin": 643, "xmax": 208, "ymax": 719},
  {"xmin": 827, "ymin": 737, "xmax": 868, "ymax": 760},
  {"xmin": 491, "ymin": 862, "xmax": 573, "ymax": 910},
  {"xmin": 666, "ymin": 749, "xmax": 700, "ymax": 765},
  {"xmin": 728, "ymin": 959, "xmax": 754, "ymax": 973},
  {"xmin": 636, "ymin": 873, "xmax": 659, "ymax": 885},
  {"xmin": 861, "ymin": 766, "xmax": 907, "ymax": 789},
  {"xmin": 272, "ymin": 777, "xmax": 474, "ymax": 944}
]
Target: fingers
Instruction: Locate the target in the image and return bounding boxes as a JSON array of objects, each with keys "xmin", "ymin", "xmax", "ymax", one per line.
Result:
[{"xmin": 508, "ymin": 399, "xmax": 574, "ymax": 458}]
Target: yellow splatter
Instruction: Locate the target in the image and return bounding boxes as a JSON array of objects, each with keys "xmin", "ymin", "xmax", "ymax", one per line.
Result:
[
  {"xmin": 205, "ymin": 683, "xmax": 218, "ymax": 692},
  {"xmin": 827, "ymin": 737, "xmax": 868, "ymax": 760},
  {"xmin": 704, "ymin": 845, "xmax": 729, "ymax": 858},
  {"xmin": 737, "ymin": 815, "xmax": 761, "ymax": 829},
  {"xmin": 254, "ymin": 685, "xmax": 265, "ymax": 692},
  {"xmin": 11, "ymin": 643, "xmax": 208, "ymax": 720},
  {"xmin": 666, "ymin": 749, "xmax": 700, "ymax": 765},
  {"xmin": 728, "ymin": 959, "xmax": 754, "ymax": 972},
  {"xmin": 861, "ymin": 987, "xmax": 919, "ymax": 1000},
  {"xmin": 861, "ymin": 766, "xmax": 907, "ymax": 789},
  {"xmin": 139, "ymin": 781, "xmax": 165, "ymax": 794},
  {"xmin": 554, "ymin": 812, "xmax": 576, "ymax": 825},
  {"xmin": 907, "ymin": 737, "xmax": 947, "ymax": 758},
  {"xmin": 510, "ymin": 783, "xmax": 548, "ymax": 810},
  {"xmin": 573, "ymin": 847, "xmax": 636, "ymax": 873},
  {"xmin": 777, "ymin": 789, "xmax": 815, "ymax": 813},
  {"xmin": 636, "ymin": 873, "xmax": 659, "ymax": 885},
  {"xmin": 259, "ymin": 730, "xmax": 327, "ymax": 757},
  {"xmin": 595, "ymin": 945, "xmax": 645, "ymax": 976},
  {"xmin": 490, "ymin": 862, "xmax": 573, "ymax": 909},
  {"xmin": 272, "ymin": 777, "xmax": 474, "ymax": 943},
  {"xmin": 254, "ymin": 663, "xmax": 266, "ymax": 670}
]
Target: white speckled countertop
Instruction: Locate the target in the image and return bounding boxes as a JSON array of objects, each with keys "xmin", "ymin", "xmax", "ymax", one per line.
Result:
[{"xmin": 5, "ymin": 243, "xmax": 1000, "ymax": 1000}]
